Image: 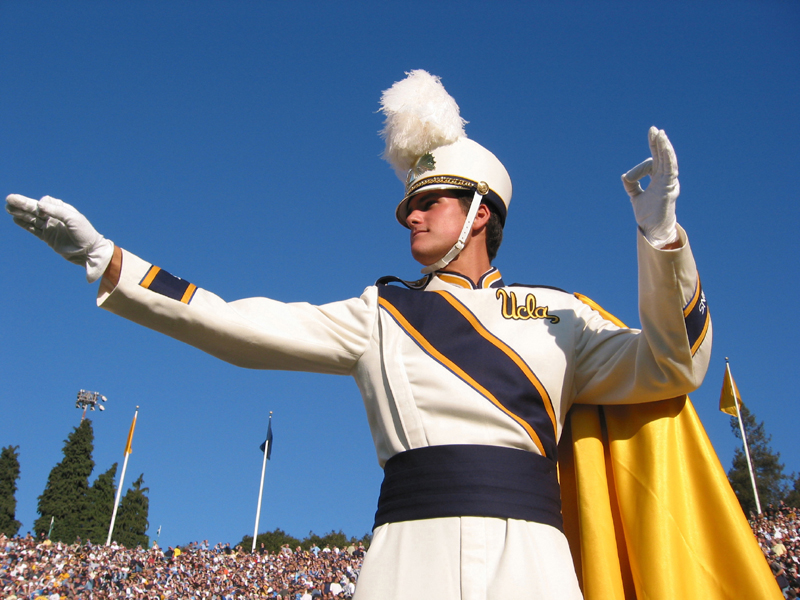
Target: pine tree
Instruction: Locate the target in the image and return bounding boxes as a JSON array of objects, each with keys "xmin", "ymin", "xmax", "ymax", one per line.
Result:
[
  {"xmin": 85, "ymin": 463, "xmax": 118, "ymax": 545},
  {"xmin": 727, "ymin": 404, "xmax": 788, "ymax": 516},
  {"xmin": 34, "ymin": 419, "xmax": 95, "ymax": 542},
  {"xmin": 113, "ymin": 474, "xmax": 149, "ymax": 548},
  {"xmin": 0, "ymin": 446, "xmax": 22, "ymax": 536},
  {"xmin": 784, "ymin": 475, "xmax": 800, "ymax": 509}
]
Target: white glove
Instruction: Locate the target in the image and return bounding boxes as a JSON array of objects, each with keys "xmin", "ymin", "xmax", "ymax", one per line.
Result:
[
  {"xmin": 6, "ymin": 194, "xmax": 114, "ymax": 283},
  {"xmin": 621, "ymin": 126, "xmax": 680, "ymax": 248}
]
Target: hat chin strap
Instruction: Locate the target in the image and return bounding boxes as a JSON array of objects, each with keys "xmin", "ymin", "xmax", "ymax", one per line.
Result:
[{"xmin": 420, "ymin": 189, "xmax": 484, "ymax": 275}]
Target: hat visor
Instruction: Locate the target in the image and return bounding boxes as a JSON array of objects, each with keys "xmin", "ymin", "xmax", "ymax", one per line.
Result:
[{"xmin": 395, "ymin": 183, "xmax": 472, "ymax": 228}]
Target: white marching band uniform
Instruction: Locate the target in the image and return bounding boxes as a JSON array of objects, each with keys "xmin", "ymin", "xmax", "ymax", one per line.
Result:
[
  {"xmin": 7, "ymin": 71, "xmax": 719, "ymax": 599},
  {"xmin": 97, "ymin": 223, "xmax": 711, "ymax": 600}
]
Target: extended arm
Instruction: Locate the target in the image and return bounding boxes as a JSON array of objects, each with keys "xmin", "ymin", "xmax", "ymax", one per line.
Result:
[
  {"xmin": 96, "ymin": 247, "xmax": 377, "ymax": 374},
  {"xmin": 572, "ymin": 128, "xmax": 711, "ymax": 404},
  {"xmin": 5, "ymin": 195, "xmax": 376, "ymax": 375}
]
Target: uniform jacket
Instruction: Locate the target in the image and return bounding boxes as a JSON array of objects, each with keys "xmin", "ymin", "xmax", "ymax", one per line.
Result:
[{"xmin": 98, "ymin": 227, "xmax": 716, "ymax": 599}]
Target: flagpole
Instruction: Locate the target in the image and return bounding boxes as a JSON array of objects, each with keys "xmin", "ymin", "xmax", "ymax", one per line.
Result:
[
  {"xmin": 727, "ymin": 359, "xmax": 762, "ymax": 514},
  {"xmin": 107, "ymin": 406, "xmax": 139, "ymax": 545},
  {"xmin": 253, "ymin": 412, "xmax": 272, "ymax": 553}
]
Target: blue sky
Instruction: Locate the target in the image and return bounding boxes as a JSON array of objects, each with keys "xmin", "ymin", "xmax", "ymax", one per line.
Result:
[{"xmin": 1, "ymin": 1, "xmax": 798, "ymax": 549}]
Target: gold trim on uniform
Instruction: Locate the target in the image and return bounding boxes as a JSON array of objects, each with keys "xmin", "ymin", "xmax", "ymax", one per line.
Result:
[
  {"xmin": 140, "ymin": 266, "xmax": 161, "ymax": 288},
  {"xmin": 437, "ymin": 273, "xmax": 473, "ymax": 289},
  {"xmin": 482, "ymin": 270, "xmax": 502, "ymax": 289},
  {"xmin": 683, "ymin": 276, "xmax": 705, "ymax": 318},
  {"xmin": 690, "ymin": 310, "xmax": 711, "ymax": 356},
  {"xmin": 436, "ymin": 269, "xmax": 502, "ymax": 290},
  {"xmin": 180, "ymin": 284, "xmax": 198, "ymax": 304}
]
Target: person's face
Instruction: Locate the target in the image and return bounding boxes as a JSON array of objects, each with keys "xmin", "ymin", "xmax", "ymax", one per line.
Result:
[{"xmin": 406, "ymin": 190, "xmax": 466, "ymax": 266}]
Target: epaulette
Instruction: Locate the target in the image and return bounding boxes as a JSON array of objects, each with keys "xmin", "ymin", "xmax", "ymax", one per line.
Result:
[{"xmin": 375, "ymin": 274, "xmax": 433, "ymax": 290}]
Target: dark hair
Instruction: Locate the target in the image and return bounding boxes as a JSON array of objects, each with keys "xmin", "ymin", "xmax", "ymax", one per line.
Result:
[{"xmin": 457, "ymin": 194, "xmax": 504, "ymax": 262}]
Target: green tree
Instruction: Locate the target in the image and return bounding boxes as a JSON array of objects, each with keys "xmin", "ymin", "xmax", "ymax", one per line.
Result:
[
  {"xmin": 316, "ymin": 529, "xmax": 349, "ymax": 550},
  {"xmin": 303, "ymin": 530, "xmax": 326, "ymax": 551},
  {"xmin": 35, "ymin": 419, "xmax": 95, "ymax": 542},
  {"xmin": 113, "ymin": 474, "xmax": 149, "ymax": 548},
  {"xmin": 311, "ymin": 529, "xmax": 371, "ymax": 550},
  {"xmin": 85, "ymin": 463, "xmax": 118, "ymax": 544},
  {"xmin": 0, "ymin": 446, "xmax": 22, "ymax": 536},
  {"xmin": 242, "ymin": 528, "xmax": 301, "ymax": 553},
  {"xmin": 241, "ymin": 529, "xmax": 372, "ymax": 553},
  {"xmin": 784, "ymin": 474, "xmax": 800, "ymax": 509},
  {"xmin": 727, "ymin": 404, "xmax": 788, "ymax": 516}
]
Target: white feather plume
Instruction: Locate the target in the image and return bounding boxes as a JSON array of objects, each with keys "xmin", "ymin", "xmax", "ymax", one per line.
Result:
[{"xmin": 379, "ymin": 70, "xmax": 467, "ymax": 180}]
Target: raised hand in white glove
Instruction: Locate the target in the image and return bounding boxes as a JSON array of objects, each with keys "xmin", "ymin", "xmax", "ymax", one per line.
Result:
[
  {"xmin": 621, "ymin": 126, "xmax": 680, "ymax": 248},
  {"xmin": 6, "ymin": 194, "xmax": 114, "ymax": 283}
]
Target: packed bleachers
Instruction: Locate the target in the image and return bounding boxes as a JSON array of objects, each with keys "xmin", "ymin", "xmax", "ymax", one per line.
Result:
[
  {"xmin": 5, "ymin": 506, "xmax": 800, "ymax": 599},
  {"xmin": 0, "ymin": 533, "xmax": 363, "ymax": 599},
  {"xmin": 751, "ymin": 502, "xmax": 800, "ymax": 598}
]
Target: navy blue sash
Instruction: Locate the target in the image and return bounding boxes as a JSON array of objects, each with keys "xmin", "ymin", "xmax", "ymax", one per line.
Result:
[
  {"xmin": 374, "ymin": 444, "xmax": 563, "ymax": 532},
  {"xmin": 377, "ymin": 285, "xmax": 558, "ymax": 460}
]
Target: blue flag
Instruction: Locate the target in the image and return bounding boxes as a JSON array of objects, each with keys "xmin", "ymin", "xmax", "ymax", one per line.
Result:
[{"xmin": 259, "ymin": 420, "xmax": 273, "ymax": 460}]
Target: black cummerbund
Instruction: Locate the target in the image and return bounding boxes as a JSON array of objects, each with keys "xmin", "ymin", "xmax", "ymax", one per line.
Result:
[{"xmin": 373, "ymin": 444, "xmax": 562, "ymax": 532}]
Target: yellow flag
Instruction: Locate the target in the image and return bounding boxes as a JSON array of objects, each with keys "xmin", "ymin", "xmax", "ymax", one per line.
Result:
[
  {"xmin": 124, "ymin": 409, "xmax": 138, "ymax": 454},
  {"xmin": 720, "ymin": 363, "xmax": 742, "ymax": 417}
]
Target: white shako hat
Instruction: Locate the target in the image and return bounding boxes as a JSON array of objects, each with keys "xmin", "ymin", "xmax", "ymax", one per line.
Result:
[{"xmin": 379, "ymin": 70, "xmax": 512, "ymax": 230}]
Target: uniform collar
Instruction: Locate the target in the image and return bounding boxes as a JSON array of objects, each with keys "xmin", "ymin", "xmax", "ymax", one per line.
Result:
[{"xmin": 427, "ymin": 267, "xmax": 505, "ymax": 291}]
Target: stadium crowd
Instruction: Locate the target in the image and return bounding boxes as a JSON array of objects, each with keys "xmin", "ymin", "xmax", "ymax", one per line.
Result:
[
  {"xmin": 4, "ymin": 506, "xmax": 800, "ymax": 599},
  {"xmin": 752, "ymin": 503, "xmax": 800, "ymax": 598},
  {"xmin": 0, "ymin": 533, "xmax": 363, "ymax": 599}
]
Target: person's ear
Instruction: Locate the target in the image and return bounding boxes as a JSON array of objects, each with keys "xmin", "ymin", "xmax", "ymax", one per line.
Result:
[{"xmin": 472, "ymin": 203, "xmax": 491, "ymax": 231}]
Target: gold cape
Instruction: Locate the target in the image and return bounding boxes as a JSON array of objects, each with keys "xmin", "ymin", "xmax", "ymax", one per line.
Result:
[{"xmin": 559, "ymin": 397, "xmax": 782, "ymax": 599}]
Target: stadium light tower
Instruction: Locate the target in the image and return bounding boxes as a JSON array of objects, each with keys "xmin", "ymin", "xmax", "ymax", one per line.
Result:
[{"xmin": 76, "ymin": 390, "xmax": 108, "ymax": 422}]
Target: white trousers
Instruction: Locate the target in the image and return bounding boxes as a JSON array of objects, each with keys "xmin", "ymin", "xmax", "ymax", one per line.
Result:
[{"xmin": 353, "ymin": 517, "xmax": 583, "ymax": 600}]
